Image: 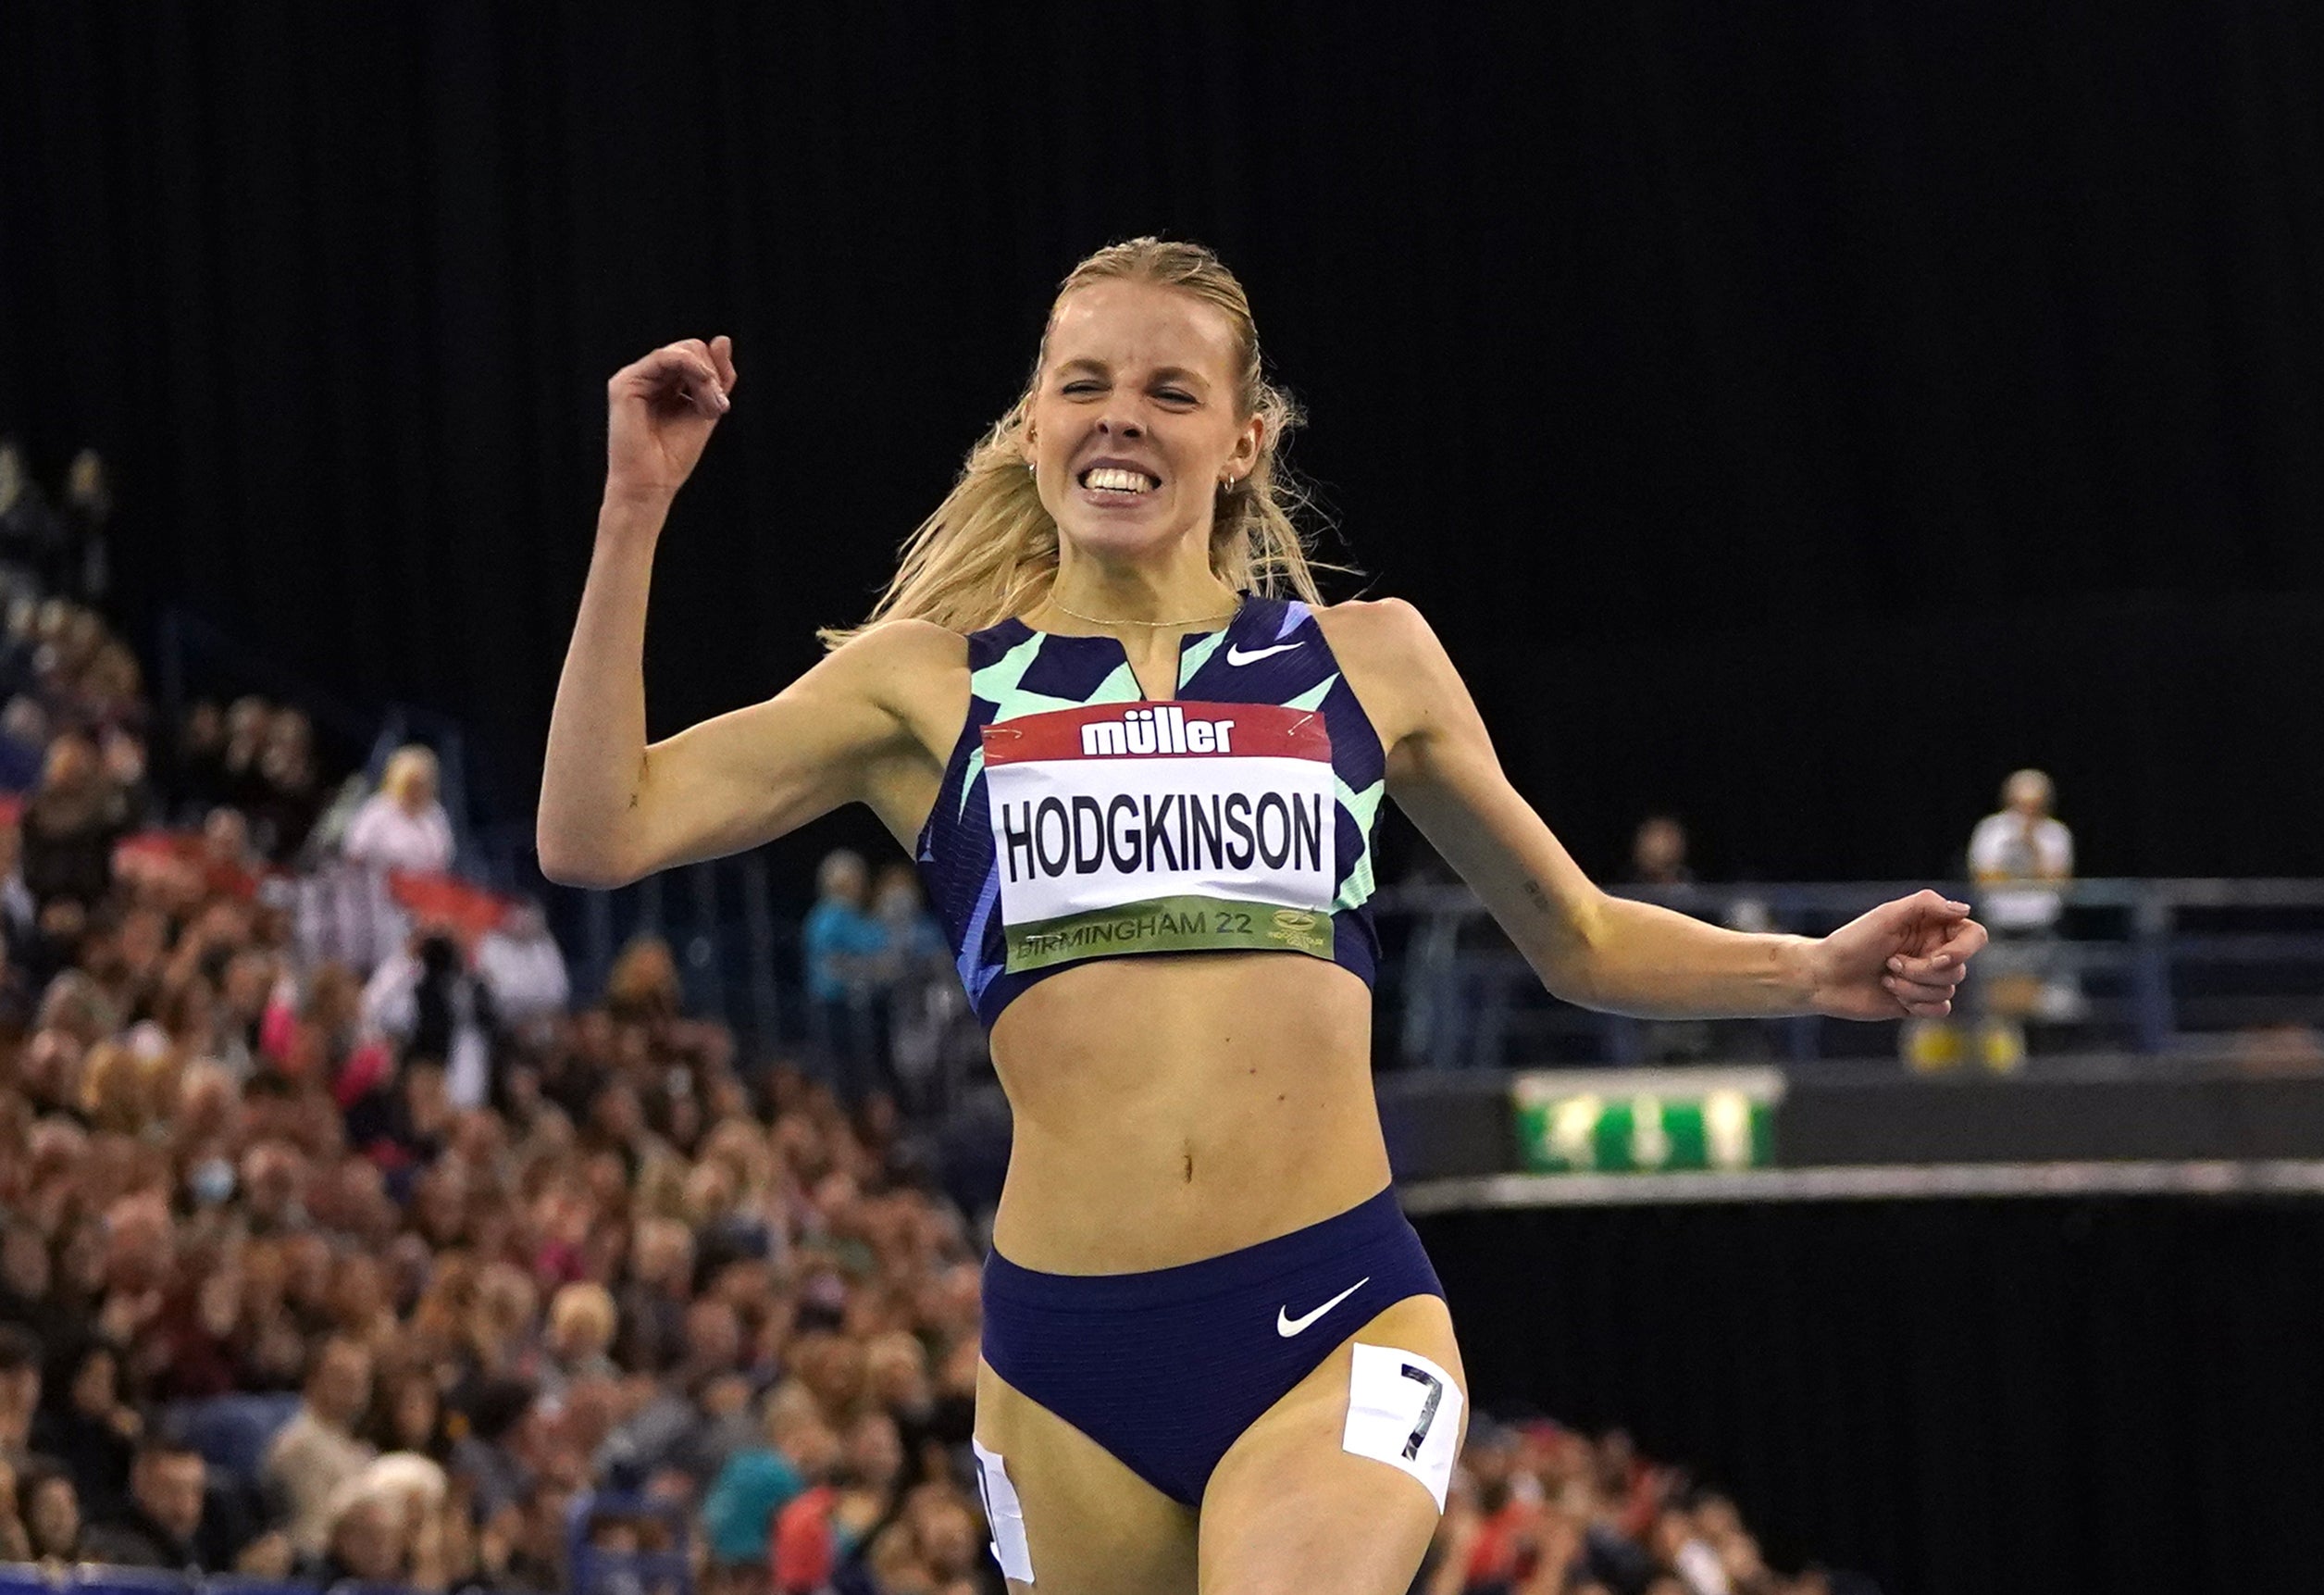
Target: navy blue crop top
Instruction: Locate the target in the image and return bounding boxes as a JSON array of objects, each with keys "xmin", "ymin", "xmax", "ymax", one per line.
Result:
[{"xmin": 913, "ymin": 594, "xmax": 1387, "ymax": 1028}]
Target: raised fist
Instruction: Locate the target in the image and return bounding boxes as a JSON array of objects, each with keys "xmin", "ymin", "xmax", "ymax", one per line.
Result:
[{"xmin": 604, "ymin": 334, "xmax": 738, "ymax": 506}]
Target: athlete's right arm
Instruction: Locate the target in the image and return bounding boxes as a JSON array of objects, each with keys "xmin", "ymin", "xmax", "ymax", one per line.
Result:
[
  {"xmin": 537, "ymin": 335, "xmax": 930, "ymax": 889},
  {"xmin": 537, "ymin": 520, "xmax": 933, "ymax": 886}
]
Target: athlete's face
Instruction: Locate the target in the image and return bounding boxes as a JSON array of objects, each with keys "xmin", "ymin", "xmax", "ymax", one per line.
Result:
[{"xmin": 1025, "ymin": 280, "xmax": 1262, "ymax": 565}]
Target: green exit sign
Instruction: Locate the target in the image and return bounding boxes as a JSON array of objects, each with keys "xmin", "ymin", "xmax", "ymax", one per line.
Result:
[{"xmin": 1513, "ymin": 1067, "xmax": 1784, "ymax": 1174}]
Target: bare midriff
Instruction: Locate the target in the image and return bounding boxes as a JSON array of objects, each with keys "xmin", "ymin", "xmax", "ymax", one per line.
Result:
[{"xmin": 982, "ymin": 949, "xmax": 1394, "ymax": 1275}]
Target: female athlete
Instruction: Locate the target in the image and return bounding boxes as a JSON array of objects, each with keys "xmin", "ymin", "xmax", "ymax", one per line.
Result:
[{"xmin": 539, "ymin": 238, "xmax": 1986, "ymax": 1594}]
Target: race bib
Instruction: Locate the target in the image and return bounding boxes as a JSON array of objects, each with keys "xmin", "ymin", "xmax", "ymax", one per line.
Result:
[{"xmin": 982, "ymin": 702, "xmax": 1336, "ymax": 972}]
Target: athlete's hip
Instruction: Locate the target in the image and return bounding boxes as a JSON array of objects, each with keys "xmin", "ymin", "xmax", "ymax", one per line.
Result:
[
  {"xmin": 976, "ymin": 1183, "xmax": 1448, "ymax": 1507},
  {"xmin": 988, "ymin": 1119, "xmax": 1397, "ymax": 1275}
]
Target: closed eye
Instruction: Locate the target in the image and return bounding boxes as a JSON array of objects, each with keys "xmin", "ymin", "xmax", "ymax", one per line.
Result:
[{"xmin": 1062, "ymin": 380, "xmax": 1104, "ymax": 396}]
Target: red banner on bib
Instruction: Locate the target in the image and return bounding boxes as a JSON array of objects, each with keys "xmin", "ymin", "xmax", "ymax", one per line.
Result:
[{"xmin": 981, "ymin": 701, "xmax": 1329, "ymax": 766}]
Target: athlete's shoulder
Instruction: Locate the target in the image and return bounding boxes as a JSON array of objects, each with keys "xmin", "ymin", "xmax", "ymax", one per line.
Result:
[
  {"xmin": 1311, "ymin": 595, "xmax": 1454, "ymax": 675},
  {"xmin": 1309, "ymin": 597, "xmax": 1467, "ymax": 756},
  {"xmin": 822, "ymin": 617, "xmax": 970, "ymax": 679},
  {"xmin": 811, "ymin": 618, "xmax": 972, "ymax": 746}
]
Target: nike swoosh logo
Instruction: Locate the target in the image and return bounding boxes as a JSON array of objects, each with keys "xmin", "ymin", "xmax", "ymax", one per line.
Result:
[
  {"xmin": 1276, "ymin": 1276, "xmax": 1370, "ymax": 1338},
  {"xmin": 1226, "ymin": 642, "xmax": 1302, "ymax": 667}
]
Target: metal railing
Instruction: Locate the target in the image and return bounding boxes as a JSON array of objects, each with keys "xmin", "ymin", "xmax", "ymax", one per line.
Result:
[{"xmin": 1375, "ymin": 878, "xmax": 2324, "ymax": 1070}]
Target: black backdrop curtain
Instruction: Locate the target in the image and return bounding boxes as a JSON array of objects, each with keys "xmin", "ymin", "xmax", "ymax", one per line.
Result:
[
  {"xmin": 4, "ymin": 0, "xmax": 2322, "ymax": 900},
  {"xmin": 1417, "ymin": 1198, "xmax": 2324, "ymax": 1594}
]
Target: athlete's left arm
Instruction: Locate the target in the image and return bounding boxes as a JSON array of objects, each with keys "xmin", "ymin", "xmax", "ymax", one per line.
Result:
[{"xmin": 1325, "ymin": 599, "xmax": 1985, "ymax": 1021}]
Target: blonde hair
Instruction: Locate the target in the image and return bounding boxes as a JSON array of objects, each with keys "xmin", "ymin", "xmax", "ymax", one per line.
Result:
[
  {"xmin": 381, "ymin": 744, "xmax": 438, "ymax": 805},
  {"xmin": 821, "ymin": 238, "xmax": 1340, "ymax": 646},
  {"xmin": 548, "ymin": 1280, "xmax": 617, "ymax": 1351}
]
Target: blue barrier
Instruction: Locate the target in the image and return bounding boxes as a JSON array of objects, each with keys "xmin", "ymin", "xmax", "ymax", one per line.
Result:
[
  {"xmin": 68, "ymin": 1569, "xmax": 193, "ymax": 1595},
  {"xmin": 1381, "ymin": 877, "xmax": 2324, "ymax": 1068},
  {"xmin": 0, "ymin": 1568, "xmax": 431, "ymax": 1595}
]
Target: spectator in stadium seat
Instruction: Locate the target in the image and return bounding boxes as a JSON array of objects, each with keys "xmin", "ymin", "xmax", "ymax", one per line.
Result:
[
  {"xmin": 1966, "ymin": 767, "xmax": 2078, "ymax": 1069},
  {"xmin": 868, "ymin": 863, "xmax": 953, "ymax": 1106},
  {"xmin": 366, "ymin": 1366, "xmax": 451, "ymax": 1464},
  {"xmin": 365, "ymin": 928, "xmax": 503, "ymax": 1110},
  {"xmin": 790, "ymin": 1407, "xmax": 903, "ymax": 1588},
  {"xmin": 59, "ymin": 449, "xmax": 112, "ymax": 604},
  {"xmin": 443, "ymin": 1377, "xmax": 536, "ymax": 1524},
  {"xmin": 1647, "ymin": 1504, "xmax": 1733, "ymax": 1595},
  {"xmin": 1627, "ymin": 815, "xmax": 1695, "ymax": 887},
  {"xmin": 0, "ymin": 1458, "xmax": 21, "ymax": 1564},
  {"xmin": 218, "ymin": 698, "xmax": 272, "ymax": 815},
  {"xmin": 615, "ymin": 1216, "xmax": 695, "ymax": 1377},
  {"xmin": 0, "ymin": 696, "xmax": 47, "ymax": 794},
  {"xmin": 0, "ymin": 1227, "xmax": 61, "ymax": 1348},
  {"xmin": 0, "ymin": 1327, "xmax": 50, "ymax": 1469},
  {"xmin": 861, "ymin": 1482, "xmax": 983, "ymax": 1595},
  {"xmin": 19, "ymin": 731, "xmax": 130, "ymax": 910},
  {"xmin": 97, "ymin": 728, "xmax": 157, "ymax": 833},
  {"xmin": 475, "ymin": 900, "xmax": 573, "ymax": 1027},
  {"xmin": 802, "ymin": 849, "xmax": 887, "ymax": 1112},
  {"xmin": 702, "ymin": 1382, "xmax": 828, "ymax": 1570},
  {"xmin": 0, "ymin": 817, "xmax": 38, "ymax": 950},
  {"xmin": 1622, "ymin": 819, "xmax": 1717, "ymax": 1063},
  {"xmin": 0, "ymin": 440, "xmax": 69, "ymax": 590},
  {"xmin": 168, "ymin": 700, "xmax": 230, "ymax": 820},
  {"xmin": 342, "ymin": 743, "xmax": 455, "ymax": 876},
  {"xmin": 17, "ymin": 1457, "xmax": 82, "ymax": 1564},
  {"xmin": 30, "ymin": 1340, "xmax": 137, "ymax": 1520},
  {"xmin": 1970, "ymin": 769, "xmax": 2074, "ymax": 936},
  {"xmin": 66, "ymin": 643, "xmax": 144, "ymax": 743},
  {"xmin": 499, "ymin": 1477, "xmax": 575, "ymax": 1592},
  {"xmin": 603, "ymin": 931, "xmax": 683, "ymax": 1028},
  {"xmin": 263, "ymin": 1333, "xmax": 379, "ymax": 1553},
  {"xmin": 297, "ymin": 1486, "xmax": 410, "ymax": 1589},
  {"xmin": 193, "ymin": 804, "xmax": 266, "ymax": 903},
  {"xmin": 251, "ymin": 706, "xmax": 324, "ymax": 863},
  {"xmin": 541, "ymin": 1283, "xmax": 620, "ymax": 1397},
  {"xmin": 78, "ymin": 1434, "xmax": 211, "ymax": 1571}
]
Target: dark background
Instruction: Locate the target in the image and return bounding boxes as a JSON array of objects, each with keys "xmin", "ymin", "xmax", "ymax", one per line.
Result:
[
  {"xmin": 1418, "ymin": 1196, "xmax": 2324, "ymax": 1593},
  {"xmin": 6, "ymin": 8, "xmax": 2323, "ymax": 1589},
  {"xmin": 4, "ymin": 2, "xmax": 2321, "ymax": 895}
]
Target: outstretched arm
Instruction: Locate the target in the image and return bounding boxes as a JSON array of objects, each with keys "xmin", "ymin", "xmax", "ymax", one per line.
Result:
[
  {"xmin": 1354, "ymin": 600, "xmax": 1983, "ymax": 1020},
  {"xmin": 539, "ymin": 335, "xmax": 948, "ymax": 888}
]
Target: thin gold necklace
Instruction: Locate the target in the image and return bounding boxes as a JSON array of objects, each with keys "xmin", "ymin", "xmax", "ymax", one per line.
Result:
[{"xmin": 1047, "ymin": 592, "xmax": 1238, "ymax": 629}]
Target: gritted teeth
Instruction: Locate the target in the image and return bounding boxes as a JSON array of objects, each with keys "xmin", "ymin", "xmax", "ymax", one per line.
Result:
[{"xmin": 1079, "ymin": 466, "xmax": 1160, "ymax": 494}]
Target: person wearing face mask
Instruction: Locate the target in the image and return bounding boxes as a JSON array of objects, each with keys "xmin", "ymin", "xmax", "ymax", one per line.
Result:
[{"xmin": 539, "ymin": 238, "xmax": 1988, "ymax": 1595}]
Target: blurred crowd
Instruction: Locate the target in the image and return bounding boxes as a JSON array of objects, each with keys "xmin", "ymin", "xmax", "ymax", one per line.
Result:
[
  {"xmin": 798, "ymin": 852, "xmax": 965, "ymax": 1121},
  {"xmin": 1414, "ymin": 1421, "xmax": 1864, "ymax": 1595},
  {"xmin": 0, "ymin": 443, "xmax": 1841, "ymax": 1595}
]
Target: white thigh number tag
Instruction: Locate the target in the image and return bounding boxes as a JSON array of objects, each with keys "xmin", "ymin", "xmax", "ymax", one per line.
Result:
[
  {"xmin": 1341, "ymin": 1342, "xmax": 1464, "ymax": 1512},
  {"xmin": 972, "ymin": 1438, "xmax": 1035, "ymax": 1583}
]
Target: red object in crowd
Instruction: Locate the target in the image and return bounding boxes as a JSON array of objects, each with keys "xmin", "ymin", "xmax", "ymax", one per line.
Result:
[
  {"xmin": 116, "ymin": 826, "xmax": 276, "ymax": 901},
  {"xmin": 386, "ymin": 867, "xmax": 512, "ymax": 941},
  {"xmin": 330, "ymin": 1036, "xmax": 395, "ymax": 1108},
  {"xmin": 771, "ymin": 1484, "xmax": 839, "ymax": 1594},
  {"xmin": 1465, "ymin": 1496, "xmax": 1541, "ymax": 1589}
]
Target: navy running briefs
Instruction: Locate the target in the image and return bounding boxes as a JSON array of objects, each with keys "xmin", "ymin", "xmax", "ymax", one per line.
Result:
[{"xmin": 978, "ymin": 1185, "xmax": 1447, "ymax": 1507}]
